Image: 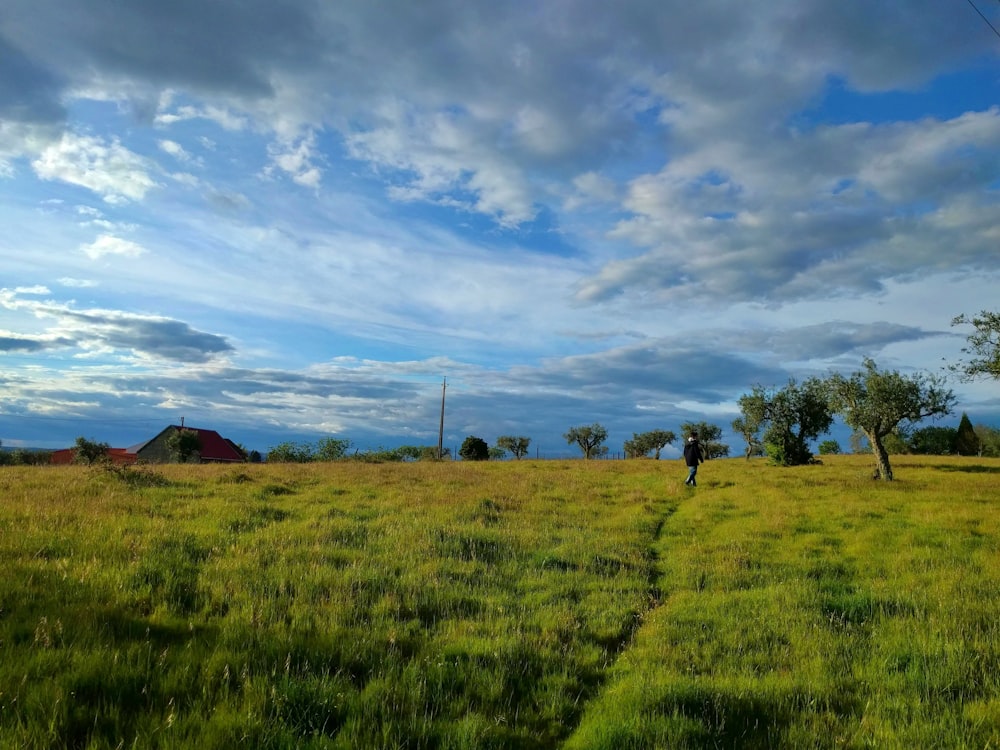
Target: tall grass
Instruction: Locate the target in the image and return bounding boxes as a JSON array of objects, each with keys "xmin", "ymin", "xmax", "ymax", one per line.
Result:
[
  {"xmin": 565, "ymin": 455, "xmax": 1000, "ymax": 749},
  {"xmin": 0, "ymin": 455, "xmax": 997, "ymax": 748}
]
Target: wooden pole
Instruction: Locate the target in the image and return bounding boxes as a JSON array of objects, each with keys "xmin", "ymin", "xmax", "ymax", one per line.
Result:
[{"xmin": 437, "ymin": 377, "xmax": 447, "ymax": 459}]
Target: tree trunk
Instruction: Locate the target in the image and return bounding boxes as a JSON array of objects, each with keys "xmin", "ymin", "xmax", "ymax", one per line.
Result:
[{"xmin": 869, "ymin": 432, "xmax": 894, "ymax": 481}]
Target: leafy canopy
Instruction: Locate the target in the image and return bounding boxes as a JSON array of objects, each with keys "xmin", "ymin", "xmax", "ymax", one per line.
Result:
[
  {"xmin": 166, "ymin": 428, "xmax": 201, "ymax": 463},
  {"xmin": 73, "ymin": 436, "xmax": 111, "ymax": 465},
  {"xmin": 951, "ymin": 310, "xmax": 1000, "ymax": 381},
  {"xmin": 679, "ymin": 421, "xmax": 729, "ymax": 459},
  {"xmin": 459, "ymin": 436, "xmax": 489, "ymax": 461},
  {"xmin": 564, "ymin": 423, "xmax": 608, "ymax": 459},
  {"xmin": 624, "ymin": 429, "xmax": 676, "ymax": 459},
  {"xmin": 496, "ymin": 435, "xmax": 531, "ymax": 460},
  {"xmin": 828, "ymin": 358, "xmax": 954, "ymax": 480},
  {"xmin": 736, "ymin": 379, "xmax": 832, "ymax": 466}
]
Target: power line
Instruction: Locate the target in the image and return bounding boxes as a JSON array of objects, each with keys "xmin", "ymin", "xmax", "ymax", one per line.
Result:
[{"xmin": 966, "ymin": 0, "xmax": 1000, "ymax": 40}]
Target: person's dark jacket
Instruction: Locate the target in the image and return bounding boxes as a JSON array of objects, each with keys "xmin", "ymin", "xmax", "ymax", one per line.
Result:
[{"xmin": 683, "ymin": 439, "xmax": 703, "ymax": 467}]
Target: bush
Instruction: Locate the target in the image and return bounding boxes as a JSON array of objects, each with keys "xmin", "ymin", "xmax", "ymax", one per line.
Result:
[
  {"xmin": 459, "ymin": 436, "xmax": 489, "ymax": 461},
  {"xmin": 73, "ymin": 437, "xmax": 110, "ymax": 465},
  {"xmin": 266, "ymin": 442, "xmax": 315, "ymax": 463},
  {"xmin": 818, "ymin": 440, "xmax": 841, "ymax": 455}
]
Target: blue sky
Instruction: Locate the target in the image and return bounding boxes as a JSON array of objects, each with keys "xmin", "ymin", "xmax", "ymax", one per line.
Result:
[{"xmin": 1, "ymin": 0, "xmax": 998, "ymax": 457}]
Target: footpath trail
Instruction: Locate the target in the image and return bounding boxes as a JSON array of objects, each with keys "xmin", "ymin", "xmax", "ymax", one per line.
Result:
[
  {"xmin": 562, "ymin": 469, "xmax": 825, "ymax": 748},
  {"xmin": 562, "ymin": 456, "xmax": 1000, "ymax": 749}
]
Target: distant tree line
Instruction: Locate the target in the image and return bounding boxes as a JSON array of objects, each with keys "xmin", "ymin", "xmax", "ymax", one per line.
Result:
[
  {"xmin": 0, "ymin": 440, "xmax": 51, "ymax": 466},
  {"xmin": 7, "ymin": 311, "xmax": 996, "ymax": 478},
  {"xmin": 852, "ymin": 414, "xmax": 999, "ymax": 458},
  {"xmin": 265, "ymin": 439, "xmax": 453, "ymax": 463}
]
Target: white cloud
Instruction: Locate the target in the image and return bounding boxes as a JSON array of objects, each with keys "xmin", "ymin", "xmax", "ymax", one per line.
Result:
[
  {"xmin": 32, "ymin": 133, "xmax": 158, "ymax": 203},
  {"xmin": 563, "ymin": 171, "xmax": 618, "ymax": 211},
  {"xmin": 57, "ymin": 277, "xmax": 97, "ymax": 287},
  {"xmin": 265, "ymin": 132, "xmax": 323, "ymax": 188},
  {"xmin": 346, "ymin": 102, "xmax": 537, "ymax": 226},
  {"xmin": 158, "ymin": 139, "xmax": 198, "ymax": 165},
  {"xmin": 154, "ymin": 103, "xmax": 249, "ymax": 131},
  {"xmin": 80, "ymin": 234, "xmax": 146, "ymax": 259},
  {"xmin": 579, "ymin": 107, "xmax": 1000, "ymax": 305}
]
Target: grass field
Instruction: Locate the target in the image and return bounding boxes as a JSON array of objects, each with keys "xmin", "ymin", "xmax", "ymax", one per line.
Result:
[{"xmin": 1, "ymin": 454, "xmax": 998, "ymax": 748}]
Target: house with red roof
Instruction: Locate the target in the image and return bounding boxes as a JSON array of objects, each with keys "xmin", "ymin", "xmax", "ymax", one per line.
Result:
[{"xmin": 131, "ymin": 425, "xmax": 246, "ymax": 464}]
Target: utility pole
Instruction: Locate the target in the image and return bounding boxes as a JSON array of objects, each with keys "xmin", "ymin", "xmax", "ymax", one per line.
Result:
[{"xmin": 437, "ymin": 377, "xmax": 447, "ymax": 459}]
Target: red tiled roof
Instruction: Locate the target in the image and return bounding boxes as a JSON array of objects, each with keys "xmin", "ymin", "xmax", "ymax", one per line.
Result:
[{"xmin": 165, "ymin": 425, "xmax": 245, "ymax": 462}]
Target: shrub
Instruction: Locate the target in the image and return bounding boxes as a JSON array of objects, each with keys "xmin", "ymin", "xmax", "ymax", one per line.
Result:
[{"xmin": 459, "ymin": 436, "xmax": 489, "ymax": 461}]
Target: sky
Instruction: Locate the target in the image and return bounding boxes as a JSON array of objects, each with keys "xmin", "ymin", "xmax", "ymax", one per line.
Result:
[{"xmin": 1, "ymin": 0, "xmax": 999, "ymax": 458}]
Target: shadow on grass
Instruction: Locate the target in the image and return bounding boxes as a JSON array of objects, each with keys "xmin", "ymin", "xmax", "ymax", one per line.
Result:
[
  {"xmin": 934, "ymin": 464, "xmax": 1000, "ymax": 474},
  {"xmin": 659, "ymin": 683, "xmax": 859, "ymax": 750}
]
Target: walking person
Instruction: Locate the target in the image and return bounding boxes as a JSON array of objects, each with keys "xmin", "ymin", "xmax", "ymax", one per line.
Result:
[{"xmin": 683, "ymin": 431, "xmax": 703, "ymax": 486}]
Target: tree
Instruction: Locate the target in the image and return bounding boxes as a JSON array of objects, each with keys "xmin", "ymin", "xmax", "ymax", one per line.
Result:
[
  {"xmin": 9, "ymin": 448, "xmax": 49, "ymax": 465},
  {"xmin": 679, "ymin": 421, "xmax": 729, "ymax": 459},
  {"xmin": 488, "ymin": 445, "xmax": 507, "ymax": 461},
  {"xmin": 624, "ymin": 429, "xmax": 676, "ymax": 459},
  {"xmin": 73, "ymin": 436, "xmax": 111, "ymax": 465},
  {"xmin": 882, "ymin": 428, "xmax": 911, "ymax": 456},
  {"xmin": 909, "ymin": 426, "xmax": 957, "ymax": 455},
  {"xmin": 564, "ymin": 423, "xmax": 608, "ymax": 459},
  {"xmin": 951, "ymin": 310, "xmax": 1000, "ymax": 381},
  {"xmin": 315, "ymin": 437, "xmax": 351, "ymax": 461},
  {"xmin": 166, "ymin": 428, "xmax": 201, "ymax": 463},
  {"xmin": 622, "ymin": 436, "xmax": 643, "ymax": 458},
  {"xmin": 266, "ymin": 441, "xmax": 314, "ymax": 463},
  {"xmin": 849, "ymin": 430, "xmax": 867, "ymax": 454},
  {"xmin": 459, "ymin": 436, "xmax": 489, "ymax": 461},
  {"xmin": 973, "ymin": 424, "xmax": 1000, "ymax": 457},
  {"xmin": 737, "ymin": 379, "xmax": 832, "ymax": 466},
  {"xmin": 731, "ymin": 416, "xmax": 763, "ymax": 460},
  {"xmin": 818, "ymin": 440, "xmax": 841, "ymax": 455},
  {"xmin": 496, "ymin": 435, "xmax": 531, "ymax": 460},
  {"xmin": 953, "ymin": 413, "xmax": 980, "ymax": 456},
  {"xmin": 419, "ymin": 445, "xmax": 450, "ymax": 461},
  {"xmin": 828, "ymin": 358, "xmax": 955, "ymax": 481}
]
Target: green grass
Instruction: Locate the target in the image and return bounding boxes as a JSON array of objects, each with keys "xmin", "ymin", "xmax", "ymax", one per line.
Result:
[{"xmin": 0, "ymin": 455, "xmax": 998, "ymax": 748}]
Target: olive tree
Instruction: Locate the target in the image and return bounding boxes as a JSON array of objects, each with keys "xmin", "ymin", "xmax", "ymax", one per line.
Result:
[
  {"xmin": 731, "ymin": 416, "xmax": 763, "ymax": 460},
  {"xmin": 679, "ymin": 421, "xmax": 729, "ymax": 459},
  {"xmin": 827, "ymin": 359, "xmax": 955, "ymax": 481},
  {"xmin": 624, "ymin": 429, "xmax": 676, "ymax": 459},
  {"xmin": 951, "ymin": 310, "xmax": 1000, "ymax": 381},
  {"xmin": 737, "ymin": 378, "xmax": 832, "ymax": 466},
  {"xmin": 496, "ymin": 435, "xmax": 531, "ymax": 460},
  {"xmin": 564, "ymin": 423, "xmax": 608, "ymax": 459}
]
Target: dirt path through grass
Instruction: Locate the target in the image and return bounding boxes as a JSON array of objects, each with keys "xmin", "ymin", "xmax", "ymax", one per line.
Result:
[{"xmin": 565, "ymin": 458, "xmax": 1000, "ymax": 748}]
